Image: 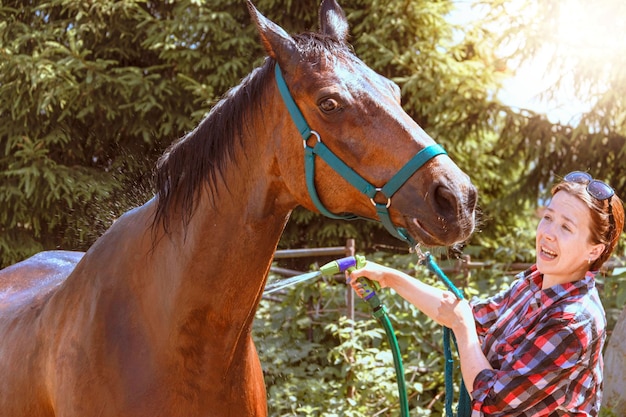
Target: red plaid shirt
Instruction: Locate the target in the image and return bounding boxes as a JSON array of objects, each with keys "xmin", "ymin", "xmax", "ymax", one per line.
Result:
[{"xmin": 469, "ymin": 265, "xmax": 606, "ymax": 416}]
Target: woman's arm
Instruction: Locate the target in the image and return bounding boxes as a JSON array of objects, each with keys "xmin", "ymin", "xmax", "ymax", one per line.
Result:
[
  {"xmin": 348, "ymin": 261, "xmax": 447, "ymax": 320},
  {"xmin": 348, "ymin": 261, "xmax": 493, "ymax": 392}
]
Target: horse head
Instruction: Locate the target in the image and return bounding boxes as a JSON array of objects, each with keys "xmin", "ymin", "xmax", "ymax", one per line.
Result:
[{"xmin": 248, "ymin": 0, "xmax": 477, "ymax": 247}]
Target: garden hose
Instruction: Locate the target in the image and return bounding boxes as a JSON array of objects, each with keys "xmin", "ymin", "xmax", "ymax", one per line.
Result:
[
  {"xmin": 320, "ymin": 256, "xmax": 410, "ymax": 417},
  {"xmin": 319, "ymin": 252, "xmax": 471, "ymax": 417}
]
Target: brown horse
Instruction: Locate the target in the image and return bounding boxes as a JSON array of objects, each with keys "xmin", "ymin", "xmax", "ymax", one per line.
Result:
[{"xmin": 0, "ymin": 1, "xmax": 476, "ymax": 416}]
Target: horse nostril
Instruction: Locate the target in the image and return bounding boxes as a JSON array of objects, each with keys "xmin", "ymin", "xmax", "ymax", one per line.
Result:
[
  {"xmin": 431, "ymin": 182, "xmax": 477, "ymax": 217},
  {"xmin": 432, "ymin": 184, "xmax": 458, "ymax": 215}
]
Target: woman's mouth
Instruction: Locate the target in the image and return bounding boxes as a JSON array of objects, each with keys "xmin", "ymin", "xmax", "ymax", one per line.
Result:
[{"xmin": 540, "ymin": 246, "xmax": 558, "ymax": 259}]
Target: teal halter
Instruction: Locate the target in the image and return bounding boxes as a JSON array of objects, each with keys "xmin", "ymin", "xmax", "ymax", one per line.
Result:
[{"xmin": 275, "ymin": 64, "xmax": 446, "ymax": 245}]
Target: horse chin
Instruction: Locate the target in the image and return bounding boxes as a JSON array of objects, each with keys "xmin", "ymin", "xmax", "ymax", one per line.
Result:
[{"xmin": 406, "ymin": 217, "xmax": 464, "ymax": 247}]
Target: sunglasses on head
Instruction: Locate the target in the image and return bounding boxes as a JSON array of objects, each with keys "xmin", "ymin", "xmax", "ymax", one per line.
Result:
[
  {"xmin": 564, "ymin": 171, "xmax": 614, "ymax": 201},
  {"xmin": 564, "ymin": 171, "xmax": 615, "ymax": 240}
]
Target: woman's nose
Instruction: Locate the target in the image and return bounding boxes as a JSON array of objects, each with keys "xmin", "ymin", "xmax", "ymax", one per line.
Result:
[
  {"xmin": 543, "ymin": 225, "xmax": 556, "ymax": 240},
  {"xmin": 538, "ymin": 222, "xmax": 555, "ymax": 240}
]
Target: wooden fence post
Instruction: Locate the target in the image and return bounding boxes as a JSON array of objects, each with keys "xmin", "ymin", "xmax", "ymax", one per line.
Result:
[
  {"xmin": 345, "ymin": 239, "xmax": 356, "ymax": 322},
  {"xmin": 345, "ymin": 238, "xmax": 356, "ymax": 400}
]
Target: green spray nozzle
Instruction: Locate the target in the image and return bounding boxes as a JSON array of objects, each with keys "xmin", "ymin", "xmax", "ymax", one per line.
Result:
[
  {"xmin": 319, "ymin": 254, "xmax": 366, "ymax": 275},
  {"xmin": 319, "ymin": 255, "xmax": 381, "ymax": 309}
]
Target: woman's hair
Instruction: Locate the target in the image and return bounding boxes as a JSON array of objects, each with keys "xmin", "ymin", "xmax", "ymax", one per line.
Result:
[{"xmin": 551, "ymin": 180, "xmax": 624, "ymax": 271}]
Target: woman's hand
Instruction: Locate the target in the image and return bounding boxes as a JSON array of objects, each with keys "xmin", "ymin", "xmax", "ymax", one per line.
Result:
[
  {"xmin": 436, "ymin": 292, "xmax": 474, "ymax": 333},
  {"xmin": 346, "ymin": 261, "xmax": 394, "ymax": 297}
]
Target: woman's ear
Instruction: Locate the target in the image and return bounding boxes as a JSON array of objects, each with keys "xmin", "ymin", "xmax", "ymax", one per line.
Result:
[{"xmin": 589, "ymin": 243, "xmax": 606, "ymax": 262}]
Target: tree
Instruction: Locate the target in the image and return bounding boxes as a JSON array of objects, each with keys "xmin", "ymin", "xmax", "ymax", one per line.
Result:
[
  {"xmin": 0, "ymin": 0, "xmax": 262, "ymax": 264},
  {"xmin": 0, "ymin": 0, "xmax": 500, "ymax": 266},
  {"xmin": 2, "ymin": 0, "xmax": 624, "ymax": 268},
  {"xmin": 475, "ymin": 0, "xmax": 626, "ymax": 251}
]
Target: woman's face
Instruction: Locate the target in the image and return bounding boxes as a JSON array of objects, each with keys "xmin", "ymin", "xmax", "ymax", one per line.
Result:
[{"xmin": 536, "ymin": 191, "xmax": 605, "ymax": 283}]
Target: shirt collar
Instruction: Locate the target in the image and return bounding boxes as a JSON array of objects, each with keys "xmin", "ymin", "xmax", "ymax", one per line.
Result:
[{"xmin": 524, "ymin": 265, "xmax": 595, "ymax": 308}]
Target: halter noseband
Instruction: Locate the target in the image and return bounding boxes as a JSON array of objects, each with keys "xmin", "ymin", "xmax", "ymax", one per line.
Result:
[{"xmin": 275, "ymin": 64, "xmax": 446, "ymax": 246}]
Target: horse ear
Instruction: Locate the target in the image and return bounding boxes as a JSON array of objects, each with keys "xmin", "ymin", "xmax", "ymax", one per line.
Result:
[
  {"xmin": 319, "ymin": 0, "xmax": 349, "ymax": 43},
  {"xmin": 246, "ymin": 0, "xmax": 298, "ymax": 65}
]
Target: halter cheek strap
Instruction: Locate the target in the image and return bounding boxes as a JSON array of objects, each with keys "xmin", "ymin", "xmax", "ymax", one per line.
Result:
[{"xmin": 275, "ymin": 64, "xmax": 446, "ymax": 246}]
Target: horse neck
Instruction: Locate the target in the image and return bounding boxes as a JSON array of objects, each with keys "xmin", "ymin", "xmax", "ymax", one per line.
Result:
[
  {"xmin": 57, "ymin": 70, "xmax": 298, "ymax": 361},
  {"xmin": 145, "ymin": 130, "xmax": 296, "ymax": 340}
]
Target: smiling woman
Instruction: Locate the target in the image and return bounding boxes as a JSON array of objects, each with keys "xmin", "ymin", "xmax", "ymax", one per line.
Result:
[{"xmin": 347, "ymin": 171, "xmax": 624, "ymax": 416}]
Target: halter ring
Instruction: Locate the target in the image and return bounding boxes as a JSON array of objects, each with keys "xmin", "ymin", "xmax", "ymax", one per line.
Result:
[
  {"xmin": 370, "ymin": 188, "xmax": 391, "ymax": 208},
  {"xmin": 303, "ymin": 130, "xmax": 321, "ymax": 148}
]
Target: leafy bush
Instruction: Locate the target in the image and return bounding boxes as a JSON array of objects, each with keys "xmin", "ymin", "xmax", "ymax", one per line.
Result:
[{"xmin": 254, "ymin": 252, "xmax": 465, "ymax": 416}]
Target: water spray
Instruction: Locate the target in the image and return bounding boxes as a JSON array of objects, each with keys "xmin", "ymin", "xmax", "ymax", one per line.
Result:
[
  {"xmin": 263, "ymin": 256, "xmax": 409, "ymax": 415},
  {"xmin": 263, "ymin": 270, "xmax": 323, "ymax": 295}
]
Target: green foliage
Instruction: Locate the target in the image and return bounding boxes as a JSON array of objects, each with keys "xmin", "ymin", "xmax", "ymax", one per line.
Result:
[
  {"xmin": 0, "ymin": 0, "xmax": 268, "ymax": 265},
  {"xmin": 256, "ymin": 252, "xmax": 473, "ymax": 416},
  {"xmin": 2, "ymin": 0, "xmax": 625, "ymax": 267},
  {"xmin": 598, "ymin": 267, "xmax": 626, "ymax": 336},
  {"xmin": 0, "ymin": 0, "xmax": 513, "ymax": 266}
]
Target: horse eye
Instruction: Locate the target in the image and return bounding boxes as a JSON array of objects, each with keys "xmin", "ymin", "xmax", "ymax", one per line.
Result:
[{"xmin": 319, "ymin": 97, "xmax": 340, "ymax": 113}]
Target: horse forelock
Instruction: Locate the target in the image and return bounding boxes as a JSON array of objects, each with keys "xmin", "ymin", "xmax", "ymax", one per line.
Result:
[{"xmin": 293, "ymin": 32, "xmax": 354, "ymax": 60}]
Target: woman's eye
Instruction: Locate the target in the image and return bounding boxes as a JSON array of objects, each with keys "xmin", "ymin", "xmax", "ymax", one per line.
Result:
[{"xmin": 319, "ymin": 98, "xmax": 340, "ymax": 113}]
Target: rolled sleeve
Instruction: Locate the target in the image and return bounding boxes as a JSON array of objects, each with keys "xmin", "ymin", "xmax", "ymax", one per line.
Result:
[{"xmin": 471, "ymin": 368, "xmax": 497, "ymax": 405}]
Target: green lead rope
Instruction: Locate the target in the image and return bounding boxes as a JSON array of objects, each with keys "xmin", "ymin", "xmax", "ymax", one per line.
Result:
[{"xmin": 420, "ymin": 252, "xmax": 472, "ymax": 417}]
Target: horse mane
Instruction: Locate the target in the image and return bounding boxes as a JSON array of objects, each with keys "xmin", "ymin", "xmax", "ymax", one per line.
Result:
[{"xmin": 152, "ymin": 32, "xmax": 353, "ymax": 233}]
